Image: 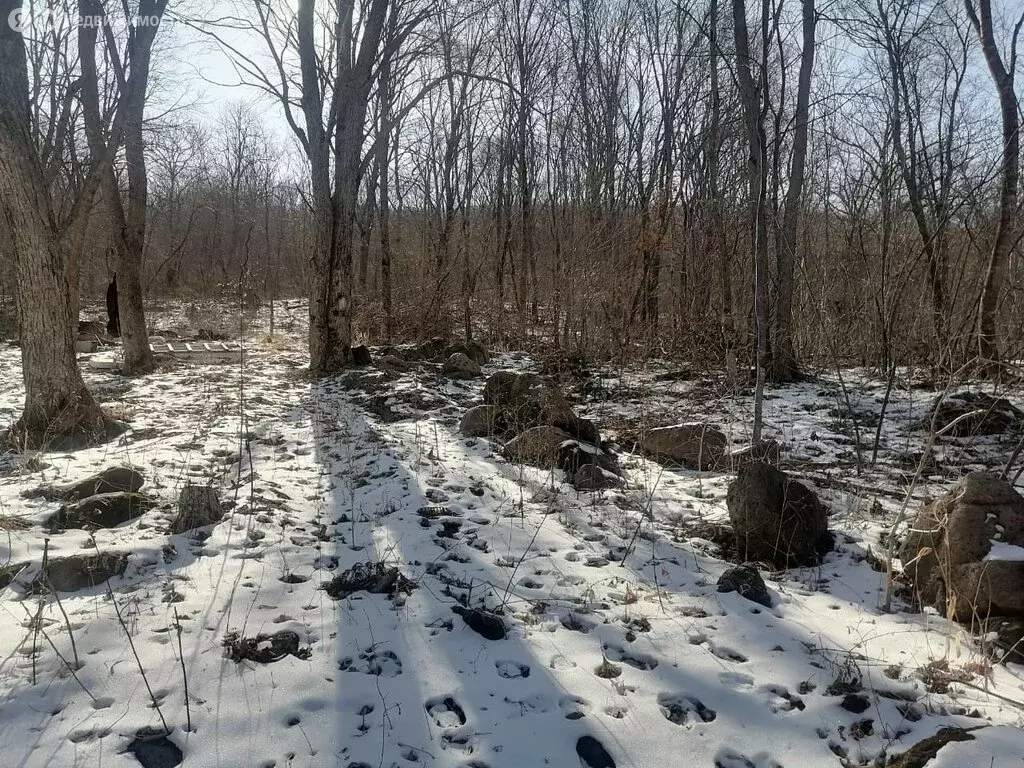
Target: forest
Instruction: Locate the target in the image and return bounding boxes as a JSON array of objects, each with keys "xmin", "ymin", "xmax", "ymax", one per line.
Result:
[{"xmin": 3, "ymin": 2, "xmax": 1024, "ymax": 768}]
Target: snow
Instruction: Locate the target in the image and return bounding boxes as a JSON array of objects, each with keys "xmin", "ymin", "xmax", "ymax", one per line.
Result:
[
  {"xmin": 985, "ymin": 541, "xmax": 1024, "ymax": 561},
  {"xmin": 0, "ymin": 300, "xmax": 1022, "ymax": 768}
]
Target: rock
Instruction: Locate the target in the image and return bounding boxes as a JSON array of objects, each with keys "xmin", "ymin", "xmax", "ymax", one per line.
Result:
[
  {"xmin": 414, "ymin": 336, "xmax": 449, "ymax": 361},
  {"xmin": 922, "ymin": 391, "xmax": 1024, "ymax": 436},
  {"xmin": 556, "ymin": 439, "xmax": 620, "ymax": 476},
  {"xmin": 482, "ymin": 370, "xmax": 596, "ymax": 440},
  {"xmin": 980, "ymin": 617, "xmax": 1024, "ymax": 663},
  {"xmin": 39, "ymin": 552, "xmax": 128, "ymax": 592},
  {"xmin": 46, "ymin": 492, "xmax": 154, "ymax": 532},
  {"xmin": 899, "ymin": 473, "xmax": 1024, "ymax": 618},
  {"xmin": 573, "ymin": 464, "xmax": 624, "ymax": 491},
  {"xmin": 502, "ymin": 426, "xmax": 574, "ymax": 468},
  {"xmin": 840, "ymin": 694, "xmax": 870, "ymax": 713},
  {"xmin": 576, "ymin": 736, "xmax": 616, "ymax": 768},
  {"xmin": 442, "ymin": 352, "xmax": 482, "ymax": 379},
  {"xmin": 26, "ymin": 465, "xmax": 144, "ymax": 502},
  {"xmin": 886, "ymin": 727, "xmax": 979, "ymax": 768},
  {"xmin": 717, "ymin": 564, "xmax": 772, "ymax": 607},
  {"xmin": 460, "ymin": 404, "xmax": 501, "ymax": 437},
  {"xmin": 124, "ymin": 728, "xmax": 183, "ymax": 768},
  {"xmin": 725, "ymin": 439, "xmax": 781, "ymax": 468},
  {"xmin": 169, "ymin": 484, "xmax": 223, "ymax": 534},
  {"xmin": 641, "ymin": 424, "xmax": 728, "ymax": 469},
  {"xmin": 352, "ymin": 345, "xmax": 373, "ymax": 366},
  {"xmin": 446, "ymin": 340, "xmax": 489, "ymax": 365},
  {"xmin": 376, "ymin": 354, "xmax": 410, "ymax": 372},
  {"xmin": 573, "ymin": 417, "xmax": 602, "ymax": 446},
  {"xmin": 950, "ymin": 561, "xmax": 1024, "ymax": 618},
  {"xmin": 452, "ymin": 605, "xmax": 506, "ymax": 640},
  {"xmin": 726, "ymin": 462, "xmax": 830, "ymax": 567}
]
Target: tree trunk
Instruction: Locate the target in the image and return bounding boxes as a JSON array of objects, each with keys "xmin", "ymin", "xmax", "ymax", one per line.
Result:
[
  {"xmin": 966, "ymin": 0, "xmax": 1018, "ymax": 372},
  {"xmin": 0, "ymin": 0, "xmax": 105, "ymax": 448},
  {"xmin": 771, "ymin": 0, "xmax": 814, "ymax": 382},
  {"xmin": 734, "ymin": 0, "xmax": 771, "ymax": 442}
]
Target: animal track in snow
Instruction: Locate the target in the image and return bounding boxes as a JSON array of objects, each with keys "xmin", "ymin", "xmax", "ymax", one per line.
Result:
[
  {"xmin": 603, "ymin": 643, "xmax": 658, "ymax": 670},
  {"xmin": 714, "ymin": 749, "xmax": 784, "ymax": 768},
  {"xmin": 338, "ymin": 648, "xmax": 403, "ymax": 677},
  {"xmin": 709, "ymin": 643, "xmax": 748, "ymax": 663},
  {"xmin": 759, "ymin": 684, "xmax": 805, "ymax": 713},
  {"xmin": 657, "ymin": 693, "xmax": 717, "ymax": 727},
  {"xmin": 719, "ymin": 671, "xmax": 755, "ymax": 690},
  {"xmin": 495, "ymin": 659, "xmax": 531, "ymax": 679},
  {"xmin": 559, "ymin": 694, "xmax": 590, "ymax": 720},
  {"xmin": 425, "ymin": 696, "xmax": 467, "ymax": 728}
]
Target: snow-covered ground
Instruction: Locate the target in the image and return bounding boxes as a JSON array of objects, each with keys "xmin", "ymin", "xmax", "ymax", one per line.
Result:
[{"xmin": 1, "ymin": 300, "xmax": 1023, "ymax": 768}]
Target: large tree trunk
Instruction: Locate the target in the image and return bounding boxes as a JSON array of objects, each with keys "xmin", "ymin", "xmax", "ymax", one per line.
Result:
[
  {"xmin": 734, "ymin": 0, "xmax": 771, "ymax": 441},
  {"xmin": 771, "ymin": 0, "xmax": 814, "ymax": 382},
  {"xmin": 77, "ymin": 0, "xmax": 160, "ymax": 375},
  {"xmin": 966, "ymin": 0, "xmax": 1018, "ymax": 372},
  {"xmin": 0, "ymin": 0, "xmax": 105, "ymax": 448}
]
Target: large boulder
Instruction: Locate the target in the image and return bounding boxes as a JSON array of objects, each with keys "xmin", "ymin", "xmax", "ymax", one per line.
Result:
[
  {"xmin": 460, "ymin": 404, "xmax": 500, "ymax": 437},
  {"xmin": 47, "ymin": 492, "xmax": 154, "ymax": 532},
  {"xmin": 726, "ymin": 462, "xmax": 830, "ymax": 567},
  {"xmin": 502, "ymin": 426, "xmax": 574, "ymax": 468},
  {"xmin": 482, "ymin": 371, "xmax": 598, "ymax": 442},
  {"xmin": 26, "ymin": 465, "xmax": 144, "ymax": 502},
  {"xmin": 442, "ymin": 352, "xmax": 482, "ymax": 379},
  {"xmin": 921, "ymin": 391, "xmax": 1024, "ymax": 436},
  {"xmin": 717, "ymin": 564, "xmax": 771, "ymax": 608},
  {"xmin": 573, "ymin": 464, "xmax": 624, "ymax": 491},
  {"xmin": 641, "ymin": 424, "xmax": 728, "ymax": 470},
  {"xmin": 446, "ymin": 340, "xmax": 489, "ymax": 366},
  {"xmin": 899, "ymin": 473, "xmax": 1024, "ymax": 619}
]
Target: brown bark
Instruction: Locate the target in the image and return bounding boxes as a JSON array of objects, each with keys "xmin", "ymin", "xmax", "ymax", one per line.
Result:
[
  {"xmin": 0, "ymin": 0, "xmax": 105, "ymax": 448},
  {"xmin": 965, "ymin": 0, "xmax": 1020, "ymax": 372},
  {"xmin": 771, "ymin": 0, "xmax": 815, "ymax": 382}
]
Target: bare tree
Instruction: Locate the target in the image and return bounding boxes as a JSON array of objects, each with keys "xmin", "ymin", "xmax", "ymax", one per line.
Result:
[
  {"xmin": 964, "ymin": 0, "xmax": 1021, "ymax": 371},
  {"xmin": 0, "ymin": 0, "xmax": 105, "ymax": 447}
]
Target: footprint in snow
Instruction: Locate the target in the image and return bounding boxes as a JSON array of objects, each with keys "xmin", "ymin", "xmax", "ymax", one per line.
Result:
[
  {"xmin": 338, "ymin": 648, "xmax": 403, "ymax": 677},
  {"xmin": 603, "ymin": 644, "xmax": 658, "ymax": 670},
  {"xmin": 425, "ymin": 696, "xmax": 467, "ymax": 728},
  {"xmin": 719, "ymin": 671, "xmax": 755, "ymax": 690},
  {"xmin": 559, "ymin": 694, "xmax": 590, "ymax": 720},
  {"xmin": 657, "ymin": 693, "xmax": 716, "ymax": 727},
  {"xmin": 714, "ymin": 749, "xmax": 784, "ymax": 768},
  {"xmin": 709, "ymin": 644, "xmax": 748, "ymax": 663},
  {"xmin": 759, "ymin": 683, "xmax": 805, "ymax": 713},
  {"xmin": 495, "ymin": 659, "xmax": 531, "ymax": 679}
]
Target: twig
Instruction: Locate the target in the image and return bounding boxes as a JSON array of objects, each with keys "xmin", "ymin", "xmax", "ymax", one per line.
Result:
[
  {"xmin": 173, "ymin": 608, "xmax": 191, "ymax": 732},
  {"xmin": 106, "ymin": 582, "xmax": 170, "ymax": 734}
]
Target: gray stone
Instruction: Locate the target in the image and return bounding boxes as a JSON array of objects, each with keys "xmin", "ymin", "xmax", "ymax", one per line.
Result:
[
  {"xmin": 641, "ymin": 424, "xmax": 728, "ymax": 470},
  {"xmin": 726, "ymin": 462, "xmax": 830, "ymax": 567},
  {"xmin": 725, "ymin": 439, "xmax": 781, "ymax": 468},
  {"xmin": 482, "ymin": 370, "xmax": 596, "ymax": 440},
  {"xmin": 717, "ymin": 564, "xmax": 771, "ymax": 607},
  {"xmin": 460, "ymin": 404, "xmax": 501, "ymax": 437},
  {"xmin": 503, "ymin": 426, "xmax": 574, "ymax": 468},
  {"xmin": 446, "ymin": 340, "xmax": 489, "ymax": 365},
  {"xmin": 899, "ymin": 473, "xmax": 1024, "ymax": 617},
  {"xmin": 922, "ymin": 390, "xmax": 1024, "ymax": 436},
  {"xmin": 26, "ymin": 465, "xmax": 144, "ymax": 502},
  {"xmin": 442, "ymin": 352, "xmax": 482, "ymax": 379},
  {"xmin": 40, "ymin": 552, "xmax": 128, "ymax": 592},
  {"xmin": 574, "ymin": 464, "xmax": 624, "ymax": 491},
  {"xmin": 47, "ymin": 492, "xmax": 154, "ymax": 532}
]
